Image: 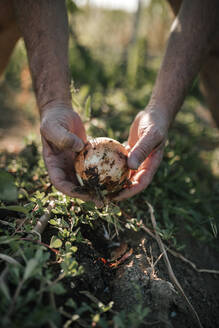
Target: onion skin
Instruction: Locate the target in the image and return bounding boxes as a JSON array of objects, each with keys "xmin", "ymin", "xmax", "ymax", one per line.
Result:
[{"xmin": 75, "ymin": 137, "xmax": 130, "ymax": 195}]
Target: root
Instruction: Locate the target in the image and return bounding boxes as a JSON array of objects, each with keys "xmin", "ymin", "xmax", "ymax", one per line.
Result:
[
  {"xmin": 121, "ymin": 207, "xmax": 219, "ymax": 275},
  {"xmin": 146, "ymin": 202, "xmax": 203, "ymax": 328},
  {"xmin": 140, "ymin": 219, "xmax": 219, "ymax": 275}
]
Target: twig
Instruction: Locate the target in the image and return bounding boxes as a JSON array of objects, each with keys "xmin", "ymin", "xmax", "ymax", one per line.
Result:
[
  {"xmin": 140, "ymin": 223, "xmax": 219, "ymax": 275},
  {"xmin": 28, "ymin": 200, "xmax": 55, "ymax": 240},
  {"xmin": 146, "ymin": 202, "xmax": 203, "ymax": 328},
  {"xmin": 80, "ymin": 290, "xmax": 115, "ymax": 313},
  {"xmin": 165, "ymin": 247, "xmax": 219, "ymax": 274},
  {"xmin": 48, "ymin": 321, "xmax": 58, "ymax": 328},
  {"xmin": 7, "ymin": 279, "xmax": 24, "ymax": 317},
  {"xmin": 153, "ymin": 251, "xmax": 164, "ymax": 268},
  {"xmin": 121, "ymin": 208, "xmax": 219, "ymax": 275},
  {"xmin": 59, "ymin": 307, "xmax": 90, "ymax": 328},
  {"xmin": 13, "ymin": 217, "xmax": 28, "ymax": 236}
]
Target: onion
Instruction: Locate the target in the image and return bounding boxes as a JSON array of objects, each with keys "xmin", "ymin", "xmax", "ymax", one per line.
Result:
[{"xmin": 75, "ymin": 137, "xmax": 130, "ymax": 196}]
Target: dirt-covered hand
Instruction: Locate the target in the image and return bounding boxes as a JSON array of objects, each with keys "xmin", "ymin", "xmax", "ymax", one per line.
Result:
[
  {"xmin": 40, "ymin": 106, "xmax": 100, "ymax": 205},
  {"xmin": 114, "ymin": 109, "xmax": 169, "ymax": 200}
]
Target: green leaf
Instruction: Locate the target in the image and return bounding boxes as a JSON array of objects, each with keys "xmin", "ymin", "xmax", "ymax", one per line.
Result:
[
  {"xmin": 71, "ymin": 246, "xmax": 78, "ymax": 253},
  {"xmin": 0, "ymin": 219, "xmax": 15, "ymax": 227},
  {"xmin": 0, "ymin": 170, "xmax": 18, "ymax": 202},
  {"xmin": 66, "ymin": 0, "xmax": 78, "ymax": 14},
  {"xmin": 85, "ymin": 96, "xmax": 91, "ymax": 119},
  {"xmin": 0, "ymin": 279, "xmax": 11, "ymax": 301},
  {"xmin": 72, "ymin": 96, "xmax": 82, "ymax": 111},
  {"xmin": 0, "ymin": 253, "xmax": 21, "ymax": 266},
  {"xmin": 92, "ymin": 313, "xmax": 100, "ymax": 323},
  {"xmin": 0, "ymin": 205, "xmax": 28, "ymax": 214},
  {"xmin": 49, "ymin": 283, "xmax": 66, "ymax": 295},
  {"xmin": 49, "ymin": 219, "xmax": 57, "ymax": 226},
  {"xmin": 50, "ymin": 236, "xmax": 62, "ymax": 248},
  {"xmin": 23, "ymin": 258, "xmax": 38, "ymax": 281},
  {"xmin": 65, "ymin": 298, "xmax": 77, "ymax": 308},
  {"xmin": 0, "ymin": 236, "xmax": 18, "ymax": 245}
]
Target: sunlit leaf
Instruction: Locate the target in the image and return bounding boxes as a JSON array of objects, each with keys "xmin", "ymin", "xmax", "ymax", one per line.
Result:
[
  {"xmin": 50, "ymin": 236, "xmax": 62, "ymax": 248},
  {"xmin": 92, "ymin": 313, "xmax": 100, "ymax": 323},
  {"xmin": 72, "ymin": 96, "xmax": 82, "ymax": 111},
  {"xmin": 85, "ymin": 96, "xmax": 91, "ymax": 119},
  {"xmin": 49, "ymin": 219, "xmax": 57, "ymax": 226}
]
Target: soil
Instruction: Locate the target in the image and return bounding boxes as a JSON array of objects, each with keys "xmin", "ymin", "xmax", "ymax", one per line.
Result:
[{"xmin": 60, "ymin": 218, "xmax": 219, "ymax": 328}]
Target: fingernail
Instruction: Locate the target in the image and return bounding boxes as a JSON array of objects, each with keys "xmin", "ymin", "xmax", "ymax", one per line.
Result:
[
  {"xmin": 75, "ymin": 140, "xmax": 84, "ymax": 152},
  {"xmin": 128, "ymin": 156, "xmax": 140, "ymax": 170}
]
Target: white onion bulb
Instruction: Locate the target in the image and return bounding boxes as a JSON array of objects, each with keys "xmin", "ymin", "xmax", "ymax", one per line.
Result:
[{"xmin": 75, "ymin": 137, "xmax": 130, "ymax": 196}]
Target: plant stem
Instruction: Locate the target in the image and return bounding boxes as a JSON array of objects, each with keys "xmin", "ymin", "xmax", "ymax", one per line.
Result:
[{"xmin": 7, "ymin": 279, "xmax": 24, "ymax": 318}]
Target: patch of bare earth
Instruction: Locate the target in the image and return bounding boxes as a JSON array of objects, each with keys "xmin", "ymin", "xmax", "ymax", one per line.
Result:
[{"xmin": 68, "ymin": 217, "xmax": 219, "ymax": 328}]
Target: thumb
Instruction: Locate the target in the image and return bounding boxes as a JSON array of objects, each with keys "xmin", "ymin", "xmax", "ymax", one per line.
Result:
[
  {"xmin": 128, "ymin": 133, "xmax": 161, "ymax": 170},
  {"xmin": 41, "ymin": 121, "xmax": 84, "ymax": 152}
]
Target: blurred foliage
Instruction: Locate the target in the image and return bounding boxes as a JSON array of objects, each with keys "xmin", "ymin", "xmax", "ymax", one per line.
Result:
[{"xmin": 0, "ymin": 0, "xmax": 219, "ymax": 327}]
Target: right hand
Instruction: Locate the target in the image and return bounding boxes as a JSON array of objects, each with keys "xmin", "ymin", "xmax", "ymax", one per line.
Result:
[
  {"xmin": 40, "ymin": 105, "xmax": 102, "ymax": 206},
  {"xmin": 114, "ymin": 108, "xmax": 169, "ymax": 201}
]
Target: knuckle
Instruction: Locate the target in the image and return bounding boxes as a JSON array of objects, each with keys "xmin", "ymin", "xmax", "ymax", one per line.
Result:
[
  {"xmin": 57, "ymin": 133, "xmax": 70, "ymax": 149},
  {"xmin": 40, "ymin": 117, "xmax": 48, "ymax": 135},
  {"xmin": 152, "ymin": 125, "xmax": 165, "ymax": 140},
  {"xmin": 139, "ymin": 124, "xmax": 165, "ymax": 141}
]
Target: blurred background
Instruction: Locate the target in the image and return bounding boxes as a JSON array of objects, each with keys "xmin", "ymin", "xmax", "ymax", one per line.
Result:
[{"xmin": 0, "ymin": 0, "xmax": 218, "ymax": 176}]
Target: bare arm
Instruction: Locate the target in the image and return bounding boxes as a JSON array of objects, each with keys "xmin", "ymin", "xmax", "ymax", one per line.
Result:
[
  {"xmin": 13, "ymin": 0, "xmax": 71, "ymax": 112},
  {"xmin": 12, "ymin": 0, "xmax": 101, "ymax": 205},
  {"xmin": 117, "ymin": 0, "xmax": 219, "ymax": 200},
  {"xmin": 149, "ymin": 0, "xmax": 219, "ymax": 124},
  {"xmin": 0, "ymin": 0, "xmax": 20, "ymax": 75}
]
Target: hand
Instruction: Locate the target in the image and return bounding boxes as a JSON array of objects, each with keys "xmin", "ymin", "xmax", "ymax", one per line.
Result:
[
  {"xmin": 40, "ymin": 105, "xmax": 101, "ymax": 206},
  {"xmin": 114, "ymin": 108, "xmax": 169, "ymax": 201}
]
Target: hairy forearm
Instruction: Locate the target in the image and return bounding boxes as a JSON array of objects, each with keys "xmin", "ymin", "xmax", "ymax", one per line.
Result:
[
  {"xmin": 13, "ymin": 0, "xmax": 71, "ymax": 113},
  {"xmin": 149, "ymin": 0, "xmax": 219, "ymax": 124}
]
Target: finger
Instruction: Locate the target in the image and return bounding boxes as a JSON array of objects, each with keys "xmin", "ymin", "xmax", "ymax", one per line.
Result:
[
  {"xmin": 48, "ymin": 165, "xmax": 103, "ymax": 207},
  {"xmin": 41, "ymin": 120, "xmax": 84, "ymax": 151},
  {"xmin": 128, "ymin": 127, "xmax": 164, "ymax": 170},
  {"xmin": 42, "ymin": 139, "xmax": 102, "ymax": 207},
  {"xmin": 114, "ymin": 146, "xmax": 164, "ymax": 201},
  {"xmin": 127, "ymin": 111, "xmax": 144, "ymax": 148}
]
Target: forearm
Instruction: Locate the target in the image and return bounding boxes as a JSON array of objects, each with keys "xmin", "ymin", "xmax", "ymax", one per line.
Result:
[
  {"xmin": 13, "ymin": 0, "xmax": 71, "ymax": 114},
  {"xmin": 148, "ymin": 0, "xmax": 219, "ymax": 124}
]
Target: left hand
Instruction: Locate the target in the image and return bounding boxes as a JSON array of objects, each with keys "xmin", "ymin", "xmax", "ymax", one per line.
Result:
[
  {"xmin": 114, "ymin": 108, "xmax": 168, "ymax": 201},
  {"xmin": 40, "ymin": 106, "xmax": 102, "ymax": 206}
]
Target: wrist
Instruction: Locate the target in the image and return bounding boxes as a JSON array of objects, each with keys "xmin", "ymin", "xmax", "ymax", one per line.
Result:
[
  {"xmin": 39, "ymin": 99, "xmax": 73, "ymax": 119},
  {"xmin": 144, "ymin": 102, "xmax": 172, "ymax": 133}
]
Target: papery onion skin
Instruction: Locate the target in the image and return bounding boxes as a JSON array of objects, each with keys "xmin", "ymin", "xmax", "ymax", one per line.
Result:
[{"xmin": 75, "ymin": 137, "xmax": 130, "ymax": 195}]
